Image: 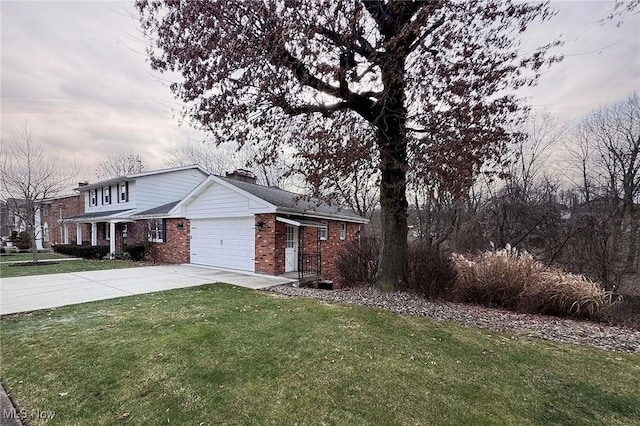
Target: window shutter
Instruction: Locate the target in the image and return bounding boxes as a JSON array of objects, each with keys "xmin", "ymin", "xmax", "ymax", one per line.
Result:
[
  {"xmin": 162, "ymin": 219, "xmax": 167, "ymax": 243},
  {"xmin": 125, "ymin": 182, "xmax": 129, "ymax": 202},
  {"xmin": 101, "ymin": 187, "xmax": 104, "ymax": 205}
]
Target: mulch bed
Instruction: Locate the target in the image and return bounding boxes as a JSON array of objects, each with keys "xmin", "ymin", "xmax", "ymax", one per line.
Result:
[{"xmin": 267, "ymin": 285, "xmax": 640, "ymax": 354}]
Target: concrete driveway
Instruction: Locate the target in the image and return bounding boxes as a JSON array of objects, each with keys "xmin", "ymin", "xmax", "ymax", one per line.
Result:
[{"xmin": 0, "ymin": 264, "xmax": 295, "ymax": 315}]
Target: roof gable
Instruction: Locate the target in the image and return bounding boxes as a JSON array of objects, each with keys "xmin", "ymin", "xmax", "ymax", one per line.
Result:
[
  {"xmin": 74, "ymin": 165, "xmax": 208, "ymax": 191},
  {"xmin": 171, "ymin": 175, "xmax": 367, "ymax": 223}
]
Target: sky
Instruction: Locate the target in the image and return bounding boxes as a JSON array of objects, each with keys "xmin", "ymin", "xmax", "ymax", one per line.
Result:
[{"xmin": 1, "ymin": 1, "xmax": 639, "ymax": 184}]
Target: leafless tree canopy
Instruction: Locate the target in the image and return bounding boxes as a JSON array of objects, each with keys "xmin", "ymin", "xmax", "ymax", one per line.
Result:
[
  {"xmin": 137, "ymin": 0, "xmax": 560, "ymax": 290},
  {"xmin": 95, "ymin": 150, "xmax": 148, "ymax": 179},
  {"xmin": 0, "ymin": 126, "xmax": 79, "ymax": 262}
]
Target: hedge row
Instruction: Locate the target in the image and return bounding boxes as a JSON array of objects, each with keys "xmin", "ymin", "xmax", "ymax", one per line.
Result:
[{"xmin": 52, "ymin": 244, "xmax": 110, "ymax": 259}]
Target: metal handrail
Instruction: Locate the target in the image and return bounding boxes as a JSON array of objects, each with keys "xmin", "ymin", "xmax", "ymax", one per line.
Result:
[{"xmin": 298, "ymin": 252, "xmax": 321, "ymax": 280}]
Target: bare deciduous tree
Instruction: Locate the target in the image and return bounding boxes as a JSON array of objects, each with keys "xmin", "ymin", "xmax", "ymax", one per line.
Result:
[
  {"xmin": 166, "ymin": 139, "xmax": 295, "ymax": 189},
  {"xmin": 138, "ymin": 0, "xmax": 560, "ymax": 290},
  {"xmin": 1, "ymin": 126, "xmax": 79, "ymax": 262},
  {"xmin": 166, "ymin": 140, "xmax": 235, "ymax": 175},
  {"xmin": 95, "ymin": 149, "xmax": 148, "ymax": 179},
  {"xmin": 584, "ymin": 92, "xmax": 640, "ymax": 271}
]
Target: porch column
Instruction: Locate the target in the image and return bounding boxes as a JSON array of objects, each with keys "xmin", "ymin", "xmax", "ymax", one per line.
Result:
[
  {"xmin": 63, "ymin": 223, "xmax": 69, "ymax": 244},
  {"xmin": 35, "ymin": 207, "xmax": 44, "ymax": 250},
  {"xmin": 76, "ymin": 223, "xmax": 82, "ymax": 245},
  {"xmin": 91, "ymin": 223, "xmax": 97, "ymax": 246},
  {"xmin": 109, "ymin": 222, "xmax": 116, "ymax": 257}
]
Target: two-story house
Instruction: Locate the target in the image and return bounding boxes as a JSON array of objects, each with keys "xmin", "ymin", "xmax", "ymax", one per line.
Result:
[
  {"xmin": 63, "ymin": 165, "xmax": 368, "ymax": 286},
  {"xmin": 63, "ymin": 165, "xmax": 208, "ymax": 259}
]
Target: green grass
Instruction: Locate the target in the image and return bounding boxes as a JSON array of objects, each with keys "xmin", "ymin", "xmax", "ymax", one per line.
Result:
[
  {"xmin": 0, "ymin": 251, "xmax": 71, "ymax": 263},
  {"xmin": 0, "ymin": 259, "xmax": 139, "ymax": 278},
  {"xmin": 1, "ymin": 285, "xmax": 638, "ymax": 425}
]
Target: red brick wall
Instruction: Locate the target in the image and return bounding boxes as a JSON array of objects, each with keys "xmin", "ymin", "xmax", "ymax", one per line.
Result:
[
  {"xmin": 88, "ymin": 219, "xmax": 189, "ymax": 263},
  {"xmin": 254, "ymin": 213, "xmax": 361, "ymax": 286},
  {"xmin": 41, "ymin": 194, "xmax": 84, "ymax": 246},
  {"xmin": 255, "ymin": 214, "xmax": 279, "ymax": 275},
  {"xmin": 318, "ymin": 220, "xmax": 360, "ymax": 288},
  {"xmin": 150, "ymin": 218, "xmax": 190, "ymax": 264}
]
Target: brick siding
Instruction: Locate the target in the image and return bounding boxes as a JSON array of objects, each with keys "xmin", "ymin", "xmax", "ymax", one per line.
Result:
[
  {"xmin": 40, "ymin": 194, "xmax": 84, "ymax": 246},
  {"xmin": 254, "ymin": 213, "xmax": 360, "ymax": 287},
  {"xmin": 150, "ymin": 218, "xmax": 190, "ymax": 264}
]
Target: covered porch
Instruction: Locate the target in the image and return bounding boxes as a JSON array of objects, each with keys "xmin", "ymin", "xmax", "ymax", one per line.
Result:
[
  {"xmin": 275, "ymin": 216, "xmax": 325, "ymax": 281},
  {"xmin": 61, "ymin": 210, "xmax": 135, "ymax": 257}
]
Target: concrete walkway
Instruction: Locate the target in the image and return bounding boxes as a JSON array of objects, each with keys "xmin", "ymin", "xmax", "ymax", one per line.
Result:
[{"xmin": 0, "ymin": 264, "xmax": 295, "ymax": 315}]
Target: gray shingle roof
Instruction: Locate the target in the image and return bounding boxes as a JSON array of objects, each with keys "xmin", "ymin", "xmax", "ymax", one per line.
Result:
[
  {"xmin": 133, "ymin": 201, "xmax": 181, "ymax": 217},
  {"xmin": 219, "ymin": 176, "xmax": 366, "ymax": 222},
  {"xmin": 65, "ymin": 209, "xmax": 133, "ymax": 221}
]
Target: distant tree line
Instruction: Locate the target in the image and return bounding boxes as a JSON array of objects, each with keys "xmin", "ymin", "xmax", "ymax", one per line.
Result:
[{"xmin": 402, "ymin": 92, "xmax": 639, "ymax": 292}]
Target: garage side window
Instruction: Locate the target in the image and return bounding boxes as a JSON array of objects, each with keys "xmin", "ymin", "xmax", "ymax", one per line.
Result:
[
  {"xmin": 319, "ymin": 222, "xmax": 328, "ymax": 241},
  {"xmin": 148, "ymin": 219, "xmax": 166, "ymax": 242}
]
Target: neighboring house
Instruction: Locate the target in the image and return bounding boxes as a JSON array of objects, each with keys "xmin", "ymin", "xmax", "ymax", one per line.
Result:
[
  {"xmin": 2, "ymin": 193, "xmax": 84, "ymax": 249},
  {"xmin": 0, "ymin": 201, "xmax": 12, "ymax": 237},
  {"xmin": 63, "ymin": 165, "xmax": 368, "ymax": 285},
  {"xmin": 40, "ymin": 193, "xmax": 85, "ymax": 246}
]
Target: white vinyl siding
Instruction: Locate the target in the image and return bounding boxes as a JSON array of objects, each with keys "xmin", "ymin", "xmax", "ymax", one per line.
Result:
[
  {"xmin": 84, "ymin": 182, "xmax": 135, "ymax": 213},
  {"xmin": 190, "ymin": 217, "xmax": 255, "ymax": 271},
  {"xmin": 83, "ymin": 167, "xmax": 207, "ymax": 214},
  {"xmin": 134, "ymin": 169, "xmax": 208, "ymax": 211},
  {"xmin": 184, "ymin": 181, "xmax": 271, "ymax": 218}
]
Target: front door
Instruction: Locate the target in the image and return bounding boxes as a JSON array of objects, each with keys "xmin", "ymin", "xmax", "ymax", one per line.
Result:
[{"xmin": 285, "ymin": 225, "xmax": 298, "ymax": 272}]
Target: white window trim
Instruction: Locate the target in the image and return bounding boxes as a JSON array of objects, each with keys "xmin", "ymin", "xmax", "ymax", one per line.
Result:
[
  {"xmin": 340, "ymin": 222, "xmax": 346, "ymax": 240},
  {"xmin": 319, "ymin": 223, "xmax": 328, "ymax": 241},
  {"xmin": 103, "ymin": 186, "xmax": 111, "ymax": 205},
  {"xmin": 119, "ymin": 182, "xmax": 128, "ymax": 202},
  {"xmin": 90, "ymin": 189, "xmax": 97, "ymax": 206},
  {"xmin": 148, "ymin": 219, "xmax": 165, "ymax": 243}
]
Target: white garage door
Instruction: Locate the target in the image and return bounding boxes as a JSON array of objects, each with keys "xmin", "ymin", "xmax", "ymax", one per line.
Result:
[{"xmin": 190, "ymin": 217, "xmax": 255, "ymax": 271}]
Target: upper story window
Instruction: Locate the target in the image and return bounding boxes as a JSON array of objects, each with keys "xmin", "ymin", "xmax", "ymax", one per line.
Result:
[
  {"xmin": 119, "ymin": 182, "xmax": 129, "ymax": 202},
  {"xmin": 90, "ymin": 189, "xmax": 97, "ymax": 206},
  {"xmin": 319, "ymin": 223, "xmax": 328, "ymax": 241},
  {"xmin": 102, "ymin": 186, "xmax": 111, "ymax": 205},
  {"xmin": 340, "ymin": 222, "xmax": 347, "ymax": 240},
  {"xmin": 147, "ymin": 219, "xmax": 165, "ymax": 242}
]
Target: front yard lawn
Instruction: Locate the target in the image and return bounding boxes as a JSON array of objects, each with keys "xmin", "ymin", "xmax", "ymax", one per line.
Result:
[
  {"xmin": 1, "ymin": 284, "xmax": 638, "ymax": 425},
  {"xmin": 0, "ymin": 259, "xmax": 140, "ymax": 278},
  {"xmin": 0, "ymin": 252, "xmax": 71, "ymax": 263}
]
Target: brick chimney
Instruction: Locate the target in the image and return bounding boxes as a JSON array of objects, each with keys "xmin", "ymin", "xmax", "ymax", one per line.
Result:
[{"xmin": 225, "ymin": 169, "xmax": 257, "ymax": 184}]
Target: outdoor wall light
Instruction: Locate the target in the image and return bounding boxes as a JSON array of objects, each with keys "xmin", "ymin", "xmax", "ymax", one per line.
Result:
[
  {"xmin": 176, "ymin": 222, "xmax": 184, "ymax": 230},
  {"xmin": 255, "ymin": 221, "xmax": 265, "ymax": 230}
]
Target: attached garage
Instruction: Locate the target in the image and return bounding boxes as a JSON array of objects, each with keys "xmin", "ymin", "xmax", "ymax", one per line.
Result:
[{"xmin": 190, "ymin": 217, "xmax": 255, "ymax": 271}]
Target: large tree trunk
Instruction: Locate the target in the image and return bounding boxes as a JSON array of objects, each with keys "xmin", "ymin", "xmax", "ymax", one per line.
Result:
[
  {"xmin": 376, "ymin": 115, "xmax": 409, "ymax": 291},
  {"xmin": 377, "ymin": 164, "xmax": 408, "ymax": 291},
  {"xmin": 374, "ymin": 44, "xmax": 409, "ymax": 291}
]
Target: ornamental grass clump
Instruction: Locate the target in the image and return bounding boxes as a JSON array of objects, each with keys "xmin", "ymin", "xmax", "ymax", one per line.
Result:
[
  {"xmin": 452, "ymin": 245, "xmax": 540, "ymax": 310},
  {"xmin": 452, "ymin": 245, "xmax": 617, "ymax": 319},
  {"xmin": 520, "ymin": 270, "xmax": 616, "ymax": 319}
]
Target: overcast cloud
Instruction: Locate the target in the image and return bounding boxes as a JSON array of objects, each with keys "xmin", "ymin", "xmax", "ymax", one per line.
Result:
[{"xmin": 1, "ymin": 1, "xmax": 639, "ymax": 184}]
